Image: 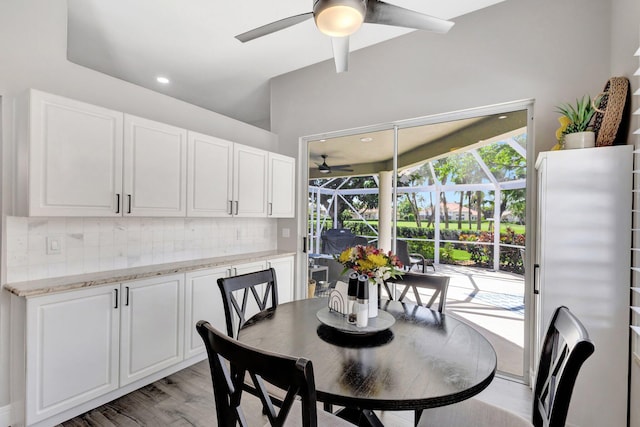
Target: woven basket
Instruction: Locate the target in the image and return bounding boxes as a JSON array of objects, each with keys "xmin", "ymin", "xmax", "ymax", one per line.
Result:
[{"xmin": 591, "ymin": 77, "xmax": 631, "ymax": 146}]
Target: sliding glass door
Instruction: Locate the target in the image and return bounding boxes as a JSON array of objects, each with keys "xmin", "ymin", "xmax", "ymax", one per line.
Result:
[{"xmin": 304, "ymin": 101, "xmax": 533, "ymax": 382}]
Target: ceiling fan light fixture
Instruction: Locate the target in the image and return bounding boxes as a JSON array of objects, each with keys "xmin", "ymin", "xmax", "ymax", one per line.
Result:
[{"xmin": 314, "ymin": 0, "xmax": 366, "ymax": 37}]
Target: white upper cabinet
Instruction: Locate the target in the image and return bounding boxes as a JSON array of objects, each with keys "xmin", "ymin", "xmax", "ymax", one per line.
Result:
[
  {"xmin": 268, "ymin": 153, "xmax": 295, "ymax": 218},
  {"xmin": 29, "ymin": 90, "xmax": 124, "ymax": 216},
  {"xmin": 233, "ymin": 144, "xmax": 268, "ymax": 217},
  {"xmin": 187, "ymin": 132, "xmax": 233, "ymax": 217},
  {"xmin": 124, "ymin": 115, "xmax": 187, "ymax": 217},
  {"xmin": 26, "ymin": 90, "xmax": 293, "ymax": 218}
]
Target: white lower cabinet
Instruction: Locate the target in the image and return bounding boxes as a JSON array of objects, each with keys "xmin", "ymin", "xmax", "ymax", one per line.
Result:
[
  {"xmin": 25, "ymin": 285, "xmax": 120, "ymax": 425},
  {"xmin": 15, "ymin": 255, "xmax": 294, "ymax": 426},
  {"xmin": 184, "ymin": 267, "xmax": 228, "ymax": 359},
  {"xmin": 119, "ymin": 274, "xmax": 185, "ymax": 386},
  {"xmin": 268, "ymin": 255, "xmax": 295, "ymax": 304}
]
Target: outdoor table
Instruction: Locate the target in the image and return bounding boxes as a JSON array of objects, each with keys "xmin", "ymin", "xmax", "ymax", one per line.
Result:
[{"xmin": 237, "ymin": 297, "xmax": 497, "ymax": 426}]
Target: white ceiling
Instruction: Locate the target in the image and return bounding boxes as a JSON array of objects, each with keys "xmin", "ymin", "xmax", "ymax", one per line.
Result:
[{"xmin": 66, "ymin": 0, "xmax": 505, "ymax": 128}]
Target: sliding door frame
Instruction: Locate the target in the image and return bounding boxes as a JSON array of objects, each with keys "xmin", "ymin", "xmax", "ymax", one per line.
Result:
[{"xmin": 298, "ymin": 98, "xmax": 535, "ymax": 384}]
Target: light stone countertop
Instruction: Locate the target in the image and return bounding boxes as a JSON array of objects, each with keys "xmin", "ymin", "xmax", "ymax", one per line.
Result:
[{"xmin": 5, "ymin": 250, "xmax": 296, "ymax": 298}]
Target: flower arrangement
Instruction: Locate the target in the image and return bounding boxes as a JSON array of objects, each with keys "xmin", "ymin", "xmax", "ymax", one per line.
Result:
[
  {"xmin": 555, "ymin": 95, "xmax": 598, "ymax": 144},
  {"xmin": 336, "ymin": 245, "xmax": 404, "ymax": 283}
]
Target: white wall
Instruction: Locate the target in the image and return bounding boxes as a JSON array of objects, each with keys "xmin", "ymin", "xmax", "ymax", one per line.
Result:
[
  {"xmin": 271, "ymin": 0, "xmax": 611, "ymax": 156},
  {"xmin": 0, "ymin": 0, "xmax": 280, "ymax": 409}
]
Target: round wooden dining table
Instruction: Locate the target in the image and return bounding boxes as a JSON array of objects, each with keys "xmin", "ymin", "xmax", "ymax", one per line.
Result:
[{"xmin": 238, "ymin": 297, "xmax": 496, "ymax": 426}]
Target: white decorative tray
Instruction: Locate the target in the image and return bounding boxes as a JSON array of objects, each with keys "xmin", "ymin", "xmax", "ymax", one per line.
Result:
[{"xmin": 316, "ymin": 307, "xmax": 395, "ymax": 335}]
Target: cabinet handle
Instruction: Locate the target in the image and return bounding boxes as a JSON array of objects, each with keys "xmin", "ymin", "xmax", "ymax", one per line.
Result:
[
  {"xmin": 127, "ymin": 194, "xmax": 132, "ymax": 214},
  {"xmin": 533, "ymin": 264, "xmax": 540, "ymax": 295},
  {"xmin": 125, "ymin": 286, "xmax": 130, "ymax": 306},
  {"xmin": 116, "ymin": 194, "xmax": 121, "ymax": 214},
  {"xmin": 234, "ymin": 201, "xmax": 239, "ymax": 215},
  {"xmin": 114, "ymin": 288, "xmax": 119, "ymax": 309},
  {"xmin": 268, "ymin": 202, "xmax": 273, "ymax": 216},
  {"xmin": 228, "ymin": 200, "xmax": 233, "ymax": 215}
]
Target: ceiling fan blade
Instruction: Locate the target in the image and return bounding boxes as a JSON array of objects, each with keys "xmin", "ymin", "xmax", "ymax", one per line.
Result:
[
  {"xmin": 332, "ymin": 167, "xmax": 354, "ymax": 172},
  {"xmin": 235, "ymin": 12, "xmax": 313, "ymax": 43},
  {"xmin": 331, "ymin": 36, "xmax": 350, "ymax": 73},
  {"xmin": 364, "ymin": 0, "xmax": 454, "ymax": 34}
]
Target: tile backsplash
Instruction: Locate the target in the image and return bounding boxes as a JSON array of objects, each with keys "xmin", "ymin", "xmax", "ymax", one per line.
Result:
[{"xmin": 6, "ymin": 216, "xmax": 277, "ymax": 283}]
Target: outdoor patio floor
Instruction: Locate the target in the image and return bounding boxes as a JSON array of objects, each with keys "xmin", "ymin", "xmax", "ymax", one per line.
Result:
[{"xmin": 406, "ymin": 263, "xmax": 525, "ymax": 378}]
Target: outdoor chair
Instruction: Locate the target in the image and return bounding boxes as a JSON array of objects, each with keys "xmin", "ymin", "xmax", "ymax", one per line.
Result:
[
  {"xmin": 320, "ymin": 228, "xmax": 363, "ymax": 254},
  {"xmin": 196, "ymin": 321, "xmax": 352, "ymax": 427},
  {"xmin": 396, "ymin": 239, "xmax": 435, "ymax": 272},
  {"xmin": 383, "ymin": 272, "xmax": 449, "ymax": 314},
  {"xmin": 417, "ymin": 306, "xmax": 595, "ymax": 427}
]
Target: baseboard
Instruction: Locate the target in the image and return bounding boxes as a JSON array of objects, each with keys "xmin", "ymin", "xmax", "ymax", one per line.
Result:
[{"xmin": 0, "ymin": 404, "xmax": 11, "ymax": 426}]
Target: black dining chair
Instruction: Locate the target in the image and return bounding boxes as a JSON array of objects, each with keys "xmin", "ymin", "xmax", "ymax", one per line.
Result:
[
  {"xmin": 396, "ymin": 239, "xmax": 435, "ymax": 272},
  {"xmin": 217, "ymin": 268, "xmax": 289, "ymax": 408},
  {"xmin": 383, "ymin": 272, "xmax": 450, "ymax": 314},
  {"xmin": 196, "ymin": 321, "xmax": 353, "ymax": 427},
  {"xmin": 217, "ymin": 268, "xmax": 278, "ymax": 339},
  {"xmin": 417, "ymin": 306, "xmax": 595, "ymax": 427}
]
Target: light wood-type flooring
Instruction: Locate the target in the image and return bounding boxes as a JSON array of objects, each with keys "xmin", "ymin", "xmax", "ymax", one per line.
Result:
[{"xmin": 59, "ymin": 360, "xmax": 531, "ymax": 426}]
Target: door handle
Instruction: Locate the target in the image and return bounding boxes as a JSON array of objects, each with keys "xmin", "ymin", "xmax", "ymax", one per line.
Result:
[
  {"xmin": 234, "ymin": 201, "xmax": 239, "ymax": 215},
  {"xmin": 533, "ymin": 264, "xmax": 540, "ymax": 295},
  {"xmin": 125, "ymin": 286, "xmax": 130, "ymax": 306},
  {"xmin": 268, "ymin": 202, "xmax": 273, "ymax": 216},
  {"xmin": 115, "ymin": 194, "xmax": 121, "ymax": 214},
  {"xmin": 228, "ymin": 200, "xmax": 233, "ymax": 215},
  {"xmin": 127, "ymin": 194, "xmax": 132, "ymax": 214},
  {"xmin": 114, "ymin": 288, "xmax": 119, "ymax": 309}
]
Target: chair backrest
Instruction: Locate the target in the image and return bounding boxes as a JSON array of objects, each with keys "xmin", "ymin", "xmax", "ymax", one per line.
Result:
[
  {"xmin": 320, "ymin": 228, "xmax": 357, "ymax": 254},
  {"xmin": 196, "ymin": 321, "xmax": 319, "ymax": 427},
  {"xmin": 395, "ymin": 239, "xmax": 411, "ymax": 267},
  {"xmin": 386, "ymin": 272, "xmax": 450, "ymax": 313},
  {"xmin": 532, "ymin": 306, "xmax": 595, "ymax": 427},
  {"xmin": 217, "ymin": 268, "xmax": 278, "ymax": 339}
]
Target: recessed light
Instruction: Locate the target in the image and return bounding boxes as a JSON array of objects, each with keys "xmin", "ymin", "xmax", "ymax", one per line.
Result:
[
  {"xmin": 156, "ymin": 76, "xmax": 170, "ymax": 84},
  {"xmin": 498, "ymin": 115, "xmax": 507, "ymax": 120},
  {"xmin": 319, "ymin": 139, "xmax": 327, "ymax": 142},
  {"xmin": 360, "ymin": 137, "xmax": 373, "ymax": 142}
]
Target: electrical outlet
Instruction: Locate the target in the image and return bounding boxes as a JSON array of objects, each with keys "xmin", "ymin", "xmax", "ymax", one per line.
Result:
[
  {"xmin": 46, "ymin": 236, "xmax": 62, "ymax": 255},
  {"xmin": 282, "ymin": 228, "xmax": 290, "ymax": 238}
]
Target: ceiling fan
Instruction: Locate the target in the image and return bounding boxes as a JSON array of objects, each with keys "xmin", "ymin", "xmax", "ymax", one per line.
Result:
[
  {"xmin": 235, "ymin": 0, "xmax": 454, "ymax": 73},
  {"xmin": 315, "ymin": 154, "xmax": 354, "ymax": 174}
]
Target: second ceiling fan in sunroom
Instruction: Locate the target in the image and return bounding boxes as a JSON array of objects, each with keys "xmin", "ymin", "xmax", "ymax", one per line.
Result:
[{"xmin": 235, "ymin": 0, "xmax": 454, "ymax": 73}]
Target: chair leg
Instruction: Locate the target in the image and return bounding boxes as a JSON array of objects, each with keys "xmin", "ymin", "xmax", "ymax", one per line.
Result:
[{"xmin": 414, "ymin": 409, "xmax": 423, "ymax": 426}]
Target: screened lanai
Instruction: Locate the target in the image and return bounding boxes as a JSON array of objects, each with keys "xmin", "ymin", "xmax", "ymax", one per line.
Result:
[{"xmin": 308, "ymin": 118, "xmax": 527, "ymax": 275}]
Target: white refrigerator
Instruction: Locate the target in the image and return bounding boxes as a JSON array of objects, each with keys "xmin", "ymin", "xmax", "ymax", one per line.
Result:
[{"xmin": 535, "ymin": 145, "xmax": 632, "ymax": 427}]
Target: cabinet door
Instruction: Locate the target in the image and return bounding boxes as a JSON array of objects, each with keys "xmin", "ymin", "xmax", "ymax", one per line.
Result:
[
  {"xmin": 233, "ymin": 144, "xmax": 267, "ymax": 217},
  {"xmin": 268, "ymin": 256, "xmax": 295, "ymax": 304},
  {"xmin": 187, "ymin": 132, "xmax": 234, "ymax": 217},
  {"xmin": 29, "ymin": 89, "xmax": 123, "ymax": 216},
  {"xmin": 124, "ymin": 115, "xmax": 187, "ymax": 217},
  {"xmin": 184, "ymin": 267, "xmax": 229, "ymax": 359},
  {"xmin": 268, "ymin": 153, "xmax": 296, "ymax": 218},
  {"xmin": 120, "ymin": 274, "xmax": 184, "ymax": 386},
  {"xmin": 25, "ymin": 285, "xmax": 120, "ymax": 424}
]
